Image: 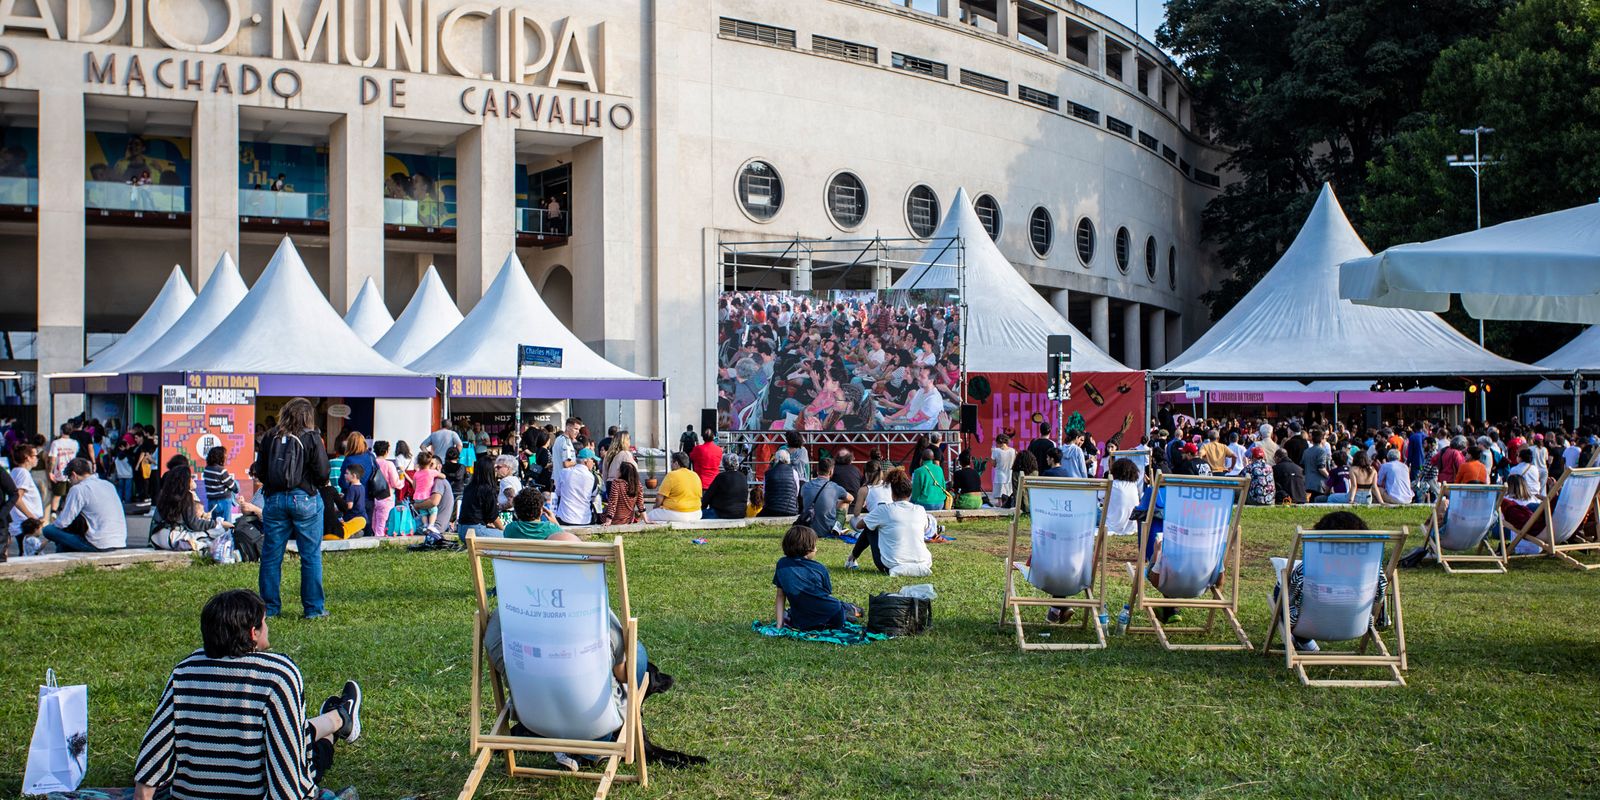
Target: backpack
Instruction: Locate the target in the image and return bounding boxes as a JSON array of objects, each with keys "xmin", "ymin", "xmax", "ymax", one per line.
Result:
[
  {"xmin": 232, "ymin": 514, "xmax": 264, "ymax": 561},
  {"xmin": 367, "ymin": 463, "xmax": 392, "ymax": 500},
  {"xmin": 262, "ymin": 432, "xmax": 307, "ymax": 492}
]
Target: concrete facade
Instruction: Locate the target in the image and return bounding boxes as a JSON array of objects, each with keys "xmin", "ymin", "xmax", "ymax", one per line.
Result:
[{"xmin": 0, "ymin": 0, "xmax": 1226, "ymax": 440}]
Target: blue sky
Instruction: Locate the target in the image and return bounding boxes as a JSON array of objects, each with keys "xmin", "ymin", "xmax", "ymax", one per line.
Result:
[{"xmin": 1083, "ymin": 0, "xmax": 1170, "ymax": 44}]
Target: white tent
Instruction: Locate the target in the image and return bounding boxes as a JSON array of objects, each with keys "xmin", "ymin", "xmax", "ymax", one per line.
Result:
[
  {"xmin": 409, "ymin": 253, "xmax": 649, "ymax": 382},
  {"xmin": 1535, "ymin": 326, "xmax": 1600, "ymax": 373},
  {"xmin": 373, "ymin": 265, "xmax": 463, "ymax": 365},
  {"xmin": 1154, "ymin": 184, "xmax": 1543, "ymax": 380},
  {"xmin": 1340, "ymin": 201, "xmax": 1600, "ymax": 323},
  {"xmin": 157, "ymin": 238, "xmax": 416, "ymax": 376},
  {"xmin": 78, "ymin": 265, "xmax": 194, "ymax": 374},
  {"xmin": 893, "ymin": 187, "xmax": 1125, "ymax": 372},
  {"xmin": 121, "ymin": 253, "xmax": 248, "ymax": 374},
  {"xmin": 343, "ymin": 277, "xmax": 394, "ymax": 345}
]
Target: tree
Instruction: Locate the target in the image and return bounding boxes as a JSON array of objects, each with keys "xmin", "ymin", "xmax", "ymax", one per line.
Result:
[
  {"xmin": 1159, "ymin": 0, "xmax": 1510, "ymax": 319},
  {"xmin": 1362, "ymin": 0, "xmax": 1600, "ymax": 362}
]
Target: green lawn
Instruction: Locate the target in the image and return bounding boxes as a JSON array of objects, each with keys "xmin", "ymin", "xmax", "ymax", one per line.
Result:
[{"xmin": 5, "ymin": 507, "xmax": 1600, "ymax": 799}]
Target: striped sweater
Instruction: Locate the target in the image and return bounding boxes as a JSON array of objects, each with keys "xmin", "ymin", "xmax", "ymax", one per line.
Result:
[{"xmin": 134, "ymin": 649, "xmax": 318, "ymax": 800}]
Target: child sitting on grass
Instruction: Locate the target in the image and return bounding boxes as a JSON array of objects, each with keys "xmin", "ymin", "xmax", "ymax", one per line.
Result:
[
  {"xmin": 773, "ymin": 524, "xmax": 862, "ymax": 631},
  {"xmin": 20, "ymin": 517, "xmax": 43, "ymax": 556}
]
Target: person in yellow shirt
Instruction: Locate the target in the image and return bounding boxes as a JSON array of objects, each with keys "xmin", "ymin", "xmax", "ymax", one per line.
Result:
[
  {"xmin": 1199, "ymin": 429, "xmax": 1234, "ymax": 474},
  {"xmin": 646, "ymin": 452, "xmax": 703, "ymax": 523}
]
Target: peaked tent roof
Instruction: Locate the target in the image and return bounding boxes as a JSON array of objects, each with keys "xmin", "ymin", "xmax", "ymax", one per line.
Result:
[
  {"xmin": 893, "ymin": 187, "xmax": 1125, "ymax": 372},
  {"xmin": 373, "ymin": 265, "xmax": 463, "ymax": 364},
  {"xmin": 79, "ymin": 265, "xmax": 194, "ymax": 374},
  {"xmin": 1535, "ymin": 326, "xmax": 1600, "ymax": 373},
  {"xmin": 408, "ymin": 253, "xmax": 648, "ymax": 381},
  {"xmin": 1154, "ymin": 184, "xmax": 1543, "ymax": 379},
  {"xmin": 343, "ymin": 277, "xmax": 394, "ymax": 345},
  {"xmin": 157, "ymin": 238, "xmax": 416, "ymax": 376},
  {"xmin": 122, "ymin": 253, "xmax": 249, "ymax": 373}
]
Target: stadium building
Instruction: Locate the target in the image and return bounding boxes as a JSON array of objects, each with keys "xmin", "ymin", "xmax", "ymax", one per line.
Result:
[{"xmin": 0, "ymin": 0, "xmax": 1227, "ymax": 433}]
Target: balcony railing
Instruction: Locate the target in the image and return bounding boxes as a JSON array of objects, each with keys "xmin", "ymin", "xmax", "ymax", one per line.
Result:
[
  {"xmin": 0, "ymin": 176, "xmax": 38, "ymax": 207},
  {"xmin": 384, "ymin": 197, "xmax": 456, "ymax": 227},
  {"xmin": 86, "ymin": 181, "xmax": 188, "ymax": 213},
  {"xmin": 240, "ymin": 189, "xmax": 328, "ymax": 220},
  {"xmin": 517, "ymin": 207, "xmax": 569, "ymax": 236}
]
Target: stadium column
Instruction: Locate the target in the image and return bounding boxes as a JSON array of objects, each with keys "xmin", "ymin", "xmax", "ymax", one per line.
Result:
[
  {"xmin": 1122, "ymin": 302, "xmax": 1142, "ymax": 369},
  {"xmin": 454, "ymin": 122, "xmax": 516, "ymax": 312},
  {"xmin": 1050, "ymin": 289, "xmax": 1070, "ymax": 321},
  {"xmin": 191, "ymin": 97, "xmax": 239, "ymax": 287},
  {"xmin": 997, "ymin": 0, "xmax": 1017, "ymax": 37},
  {"xmin": 36, "ymin": 87, "xmax": 86, "ymax": 424},
  {"xmin": 1089, "ymin": 295, "xmax": 1110, "ymax": 353},
  {"xmin": 1166, "ymin": 313, "xmax": 1183, "ymax": 362},
  {"xmin": 1147, "ymin": 307, "xmax": 1167, "ymax": 368},
  {"xmin": 571, "ymin": 135, "xmax": 647, "ymax": 435},
  {"xmin": 940, "ymin": 0, "xmax": 959, "ymax": 22},
  {"xmin": 329, "ymin": 107, "xmax": 386, "ymax": 311}
]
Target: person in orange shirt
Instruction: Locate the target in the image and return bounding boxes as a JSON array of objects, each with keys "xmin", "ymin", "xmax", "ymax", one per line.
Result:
[{"xmin": 1456, "ymin": 446, "xmax": 1489, "ymax": 484}]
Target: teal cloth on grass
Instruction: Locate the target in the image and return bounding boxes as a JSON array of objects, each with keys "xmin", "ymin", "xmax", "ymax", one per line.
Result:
[{"xmin": 750, "ymin": 619, "xmax": 888, "ymax": 645}]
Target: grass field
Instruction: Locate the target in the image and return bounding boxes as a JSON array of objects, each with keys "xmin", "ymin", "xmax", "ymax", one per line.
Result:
[{"xmin": 5, "ymin": 506, "xmax": 1600, "ymax": 799}]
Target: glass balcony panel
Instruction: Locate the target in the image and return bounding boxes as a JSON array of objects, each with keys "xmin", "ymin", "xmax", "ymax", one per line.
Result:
[{"xmin": 86, "ymin": 181, "xmax": 188, "ymax": 213}]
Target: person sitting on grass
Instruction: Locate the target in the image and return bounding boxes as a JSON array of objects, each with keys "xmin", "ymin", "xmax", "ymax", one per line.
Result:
[
  {"xmin": 646, "ymin": 451, "xmax": 703, "ymax": 523},
  {"xmin": 774, "ymin": 524, "xmax": 862, "ymax": 630},
  {"xmin": 504, "ymin": 487, "xmax": 566, "ymax": 540},
  {"xmin": 337, "ymin": 463, "xmax": 368, "ymax": 539},
  {"xmin": 910, "ymin": 448, "xmax": 946, "ymax": 511},
  {"xmin": 850, "ymin": 469, "xmax": 933, "ymax": 576},
  {"xmin": 42, "ymin": 457, "xmax": 127, "ymax": 553},
  {"xmin": 133, "ymin": 589, "xmax": 363, "ymax": 800},
  {"xmin": 1270, "ymin": 510, "xmax": 1391, "ymax": 653}
]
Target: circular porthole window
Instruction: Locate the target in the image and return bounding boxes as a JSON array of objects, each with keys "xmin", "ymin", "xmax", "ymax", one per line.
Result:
[
  {"xmin": 1029, "ymin": 207, "xmax": 1053, "ymax": 257},
  {"xmin": 974, "ymin": 193, "xmax": 1002, "ymax": 241},
  {"xmin": 1115, "ymin": 227, "xmax": 1131, "ymax": 274},
  {"xmin": 1168, "ymin": 245, "xmax": 1178, "ymax": 290},
  {"xmin": 825, "ymin": 171, "xmax": 867, "ymax": 229},
  {"xmin": 905, "ymin": 184, "xmax": 940, "ymax": 238},
  {"xmin": 1145, "ymin": 236, "xmax": 1158, "ymax": 282},
  {"xmin": 1075, "ymin": 218, "xmax": 1095, "ymax": 267},
  {"xmin": 736, "ymin": 159, "xmax": 783, "ymax": 222}
]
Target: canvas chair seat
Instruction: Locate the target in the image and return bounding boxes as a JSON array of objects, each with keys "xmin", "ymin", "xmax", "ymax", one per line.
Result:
[
  {"xmin": 1264, "ymin": 528, "xmax": 1408, "ymax": 687},
  {"xmin": 1000, "ymin": 476, "xmax": 1110, "ymax": 650},
  {"xmin": 1508, "ymin": 467, "xmax": 1600, "ymax": 570},
  {"xmin": 1130, "ymin": 474, "xmax": 1252, "ymax": 651},
  {"xmin": 1436, "ymin": 487, "xmax": 1500, "ymax": 551}
]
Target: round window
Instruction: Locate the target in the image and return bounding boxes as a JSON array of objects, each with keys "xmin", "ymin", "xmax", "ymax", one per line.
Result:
[
  {"xmin": 974, "ymin": 194, "xmax": 1002, "ymax": 241},
  {"xmin": 905, "ymin": 184, "xmax": 940, "ymax": 238},
  {"xmin": 1115, "ymin": 227, "xmax": 1131, "ymax": 274},
  {"xmin": 825, "ymin": 171, "xmax": 867, "ymax": 229},
  {"xmin": 1075, "ymin": 218, "xmax": 1095, "ymax": 267},
  {"xmin": 1145, "ymin": 236, "xmax": 1158, "ymax": 282},
  {"xmin": 1029, "ymin": 207, "xmax": 1053, "ymax": 257},
  {"xmin": 736, "ymin": 160, "xmax": 783, "ymax": 222}
]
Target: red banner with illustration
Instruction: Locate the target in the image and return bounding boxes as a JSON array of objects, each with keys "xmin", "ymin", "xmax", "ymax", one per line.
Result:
[
  {"xmin": 965, "ymin": 371, "xmax": 1147, "ymax": 451},
  {"xmin": 159, "ymin": 385, "xmax": 257, "ymax": 478}
]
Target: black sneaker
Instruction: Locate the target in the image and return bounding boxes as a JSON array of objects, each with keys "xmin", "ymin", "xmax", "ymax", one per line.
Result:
[{"xmin": 322, "ymin": 680, "xmax": 362, "ymax": 742}]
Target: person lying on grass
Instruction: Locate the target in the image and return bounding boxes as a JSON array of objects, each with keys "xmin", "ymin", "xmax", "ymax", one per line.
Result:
[
  {"xmin": 133, "ymin": 588, "xmax": 363, "ymax": 800},
  {"xmin": 774, "ymin": 524, "xmax": 862, "ymax": 630}
]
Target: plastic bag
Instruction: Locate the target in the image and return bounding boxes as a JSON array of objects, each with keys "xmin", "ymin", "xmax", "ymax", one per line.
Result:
[
  {"xmin": 894, "ymin": 584, "xmax": 937, "ymax": 600},
  {"xmin": 22, "ymin": 669, "xmax": 88, "ymax": 794}
]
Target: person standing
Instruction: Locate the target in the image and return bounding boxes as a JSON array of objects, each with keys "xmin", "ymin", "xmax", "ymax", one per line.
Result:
[
  {"xmin": 1301, "ymin": 429, "xmax": 1332, "ymax": 498},
  {"xmin": 369, "ymin": 441, "xmax": 402, "ymax": 538},
  {"xmin": 1059, "ymin": 430, "xmax": 1089, "ymax": 479},
  {"xmin": 251, "ymin": 397, "xmax": 331, "ymax": 619},
  {"xmin": 5, "ymin": 444, "xmax": 41, "ymax": 559},
  {"xmin": 46, "ymin": 424, "xmax": 80, "ymax": 513},
  {"xmin": 423, "ymin": 419, "xmax": 463, "ymax": 460},
  {"xmin": 688, "ymin": 428, "xmax": 723, "ymax": 490},
  {"xmin": 552, "ymin": 418, "xmax": 580, "ymax": 470},
  {"xmin": 554, "ymin": 449, "xmax": 600, "ymax": 525}
]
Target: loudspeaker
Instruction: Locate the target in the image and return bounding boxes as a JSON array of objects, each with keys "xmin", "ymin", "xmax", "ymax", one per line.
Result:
[
  {"xmin": 701, "ymin": 407, "xmax": 718, "ymax": 433},
  {"xmin": 960, "ymin": 404, "xmax": 978, "ymax": 434}
]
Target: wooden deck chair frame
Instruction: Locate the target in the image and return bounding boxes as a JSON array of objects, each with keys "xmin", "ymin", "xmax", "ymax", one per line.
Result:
[
  {"xmin": 1263, "ymin": 527, "xmax": 1408, "ymax": 687},
  {"xmin": 459, "ymin": 534, "xmax": 649, "ymax": 800},
  {"xmin": 1427, "ymin": 483, "xmax": 1508, "ymax": 574},
  {"xmin": 1130, "ymin": 473, "xmax": 1252, "ymax": 651},
  {"xmin": 999, "ymin": 475, "xmax": 1112, "ymax": 650},
  {"xmin": 1507, "ymin": 466, "xmax": 1600, "ymax": 570}
]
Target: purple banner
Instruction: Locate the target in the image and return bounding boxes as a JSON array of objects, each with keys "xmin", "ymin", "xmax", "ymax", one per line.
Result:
[
  {"xmin": 445, "ymin": 375, "xmax": 666, "ymax": 400},
  {"xmin": 1159, "ymin": 390, "xmax": 1464, "ymax": 405}
]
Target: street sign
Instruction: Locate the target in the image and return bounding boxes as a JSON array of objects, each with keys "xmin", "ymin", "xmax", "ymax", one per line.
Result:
[
  {"xmin": 1184, "ymin": 383, "xmax": 1201, "ymax": 400},
  {"xmin": 519, "ymin": 345, "xmax": 563, "ymax": 368}
]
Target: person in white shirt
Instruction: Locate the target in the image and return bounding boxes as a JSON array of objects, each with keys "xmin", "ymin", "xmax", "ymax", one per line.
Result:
[
  {"xmin": 1225, "ymin": 432, "xmax": 1248, "ymax": 476},
  {"xmin": 43, "ymin": 458, "xmax": 128, "ymax": 551},
  {"xmin": 493, "ymin": 454, "xmax": 523, "ymax": 511},
  {"xmin": 1508, "ymin": 446, "xmax": 1544, "ymax": 499},
  {"xmin": 552, "ymin": 418, "xmax": 580, "ymax": 470},
  {"xmin": 554, "ymin": 448, "xmax": 599, "ymax": 526},
  {"xmin": 1102, "ymin": 458, "xmax": 1142, "ymax": 535},
  {"xmin": 1563, "ymin": 437, "xmax": 1582, "ymax": 472},
  {"xmin": 8, "ymin": 443, "xmax": 43, "ymax": 544},
  {"xmin": 852, "ymin": 470, "xmax": 932, "ymax": 577},
  {"xmin": 1376, "ymin": 449, "xmax": 1415, "ymax": 505}
]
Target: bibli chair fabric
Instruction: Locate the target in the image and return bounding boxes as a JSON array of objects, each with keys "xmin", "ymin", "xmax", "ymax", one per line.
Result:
[
  {"xmin": 1131, "ymin": 474, "xmax": 1252, "ymax": 650},
  {"xmin": 459, "ymin": 535, "xmax": 648, "ymax": 800},
  {"xmin": 1426, "ymin": 483, "xmax": 1507, "ymax": 574},
  {"xmin": 1000, "ymin": 476, "xmax": 1112, "ymax": 650},
  {"xmin": 1263, "ymin": 528, "xmax": 1409, "ymax": 687},
  {"xmin": 1508, "ymin": 467, "xmax": 1600, "ymax": 570}
]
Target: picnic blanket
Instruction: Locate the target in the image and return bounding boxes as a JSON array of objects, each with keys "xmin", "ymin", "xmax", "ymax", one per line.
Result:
[
  {"xmin": 43, "ymin": 789, "xmax": 366, "ymax": 800},
  {"xmin": 751, "ymin": 619, "xmax": 888, "ymax": 645}
]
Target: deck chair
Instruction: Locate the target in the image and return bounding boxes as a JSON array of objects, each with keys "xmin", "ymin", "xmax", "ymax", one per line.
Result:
[
  {"xmin": 1426, "ymin": 483, "xmax": 1507, "ymax": 573},
  {"xmin": 1110, "ymin": 449, "xmax": 1149, "ymax": 485},
  {"xmin": 999, "ymin": 476, "xmax": 1111, "ymax": 650},
  {"xmin": 1263, "ymin": 527, "xmax": 1408, "ymax": 687},
  {"xmin": 1130, "ymin": 473, "xmax": 1252, "ymax": 651},
  {"xmin": 460, "ymin": 535, "xmax": 648, "ymax": 800},
  {"xmin": 1507, "ymin": 467, "xmax": 1600, "ymax": 570}
]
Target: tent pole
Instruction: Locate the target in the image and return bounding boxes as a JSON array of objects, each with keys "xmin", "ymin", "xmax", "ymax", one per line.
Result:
[
  {"xmin": 1333, "ymin": 394, "xmax": 1339, "ymax": 426},
  {"xmin": 1143, "ymin": 372, "xmax": 1153, "ymax": 439},
  {"xmin": 1575, "ymin": 372, "xmax": 1582, "ymax": 429}
]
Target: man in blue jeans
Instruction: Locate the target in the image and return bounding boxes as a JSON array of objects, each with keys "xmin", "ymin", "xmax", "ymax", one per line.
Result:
[
  {"xmin": 251, "ymin": 397, "xmax": 332, "ymax": 619},
  {"xmin": 43, "ymin": 458, "xmax": 127, "ymax": 552}
]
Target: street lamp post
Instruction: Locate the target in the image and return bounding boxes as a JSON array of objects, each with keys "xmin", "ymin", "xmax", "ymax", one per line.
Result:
[{"xmin": 1446, "ymin": 125, "xmax": 1496, "ymax": 422}]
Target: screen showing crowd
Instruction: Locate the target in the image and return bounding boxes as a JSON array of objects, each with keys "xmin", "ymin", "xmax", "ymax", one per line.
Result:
[{"xmin": 717, "ymin": 289, "xmax": 962, "ymax": 432}]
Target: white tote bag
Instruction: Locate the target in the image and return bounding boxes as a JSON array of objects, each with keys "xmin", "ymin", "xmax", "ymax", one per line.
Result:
[{"xmin": 22, "ymin": 669, "xmax": 89, "ymax": 794}]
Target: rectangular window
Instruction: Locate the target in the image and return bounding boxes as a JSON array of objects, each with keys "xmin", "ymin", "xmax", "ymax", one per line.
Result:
[
  {"xmin": 718, "ymin": 17, "xmax": 796, "ymax": 48},
  {"xmin": 1179, "ymin": 158, "xmax": 1192, "ymax": 176},
  {"xmin": 892, "ymin": 52, "xmax": 948, "ymax": 79},
  {"xmin": 1162, "ymin": 145, "xmax": 1178, "ymax": 163},
  {"xmin": 1138, "ymin": 131, "xmax": 1159, "ymax": 151},
  {"xmin": 1195, "ymin": 169, "xmax": 1222, "ymax": 187},
  {"xmin": 960, "ymin": 69, "xmax": 1008, "ymax": 95},
  {"xmin": 1018, "ymin": 86, "xmax": 1059, "ymax": 110},
  {"xmin": 1106, "ymin": 116, "xmax": 1133, "ymax": 137},
  {"xmin": 1068, "ymin": 102, "xmax": 1100, "ymax": 124},
  {"xmin": 812, "ymin": 34, "xmax": 877, "ymax": 63}
]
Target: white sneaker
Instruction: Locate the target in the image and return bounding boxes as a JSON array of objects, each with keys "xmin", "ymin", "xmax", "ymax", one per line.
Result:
[
  {"xmin": 845, "ymin": 558, "xmax": 859, "ymax": 571},
  {"xmin": 554, "ymin": 752, "xmax": 580, "ymax": 772}
]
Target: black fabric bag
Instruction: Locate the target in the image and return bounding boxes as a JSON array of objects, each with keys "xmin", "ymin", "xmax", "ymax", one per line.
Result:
[
  {"xmin": 866, "ymin": 593, "xmax": 932, "ymax": 637},
  {"xmin": 232, "ymin": 514, "xmax": 265, "ymax": 562},
  {"xmin": 367, "ymin": 465, "xmax": 392, "ymax": 500},
  {"xmin": 261, "ymin": 432, "xmax": 308, "ymax": 492}
]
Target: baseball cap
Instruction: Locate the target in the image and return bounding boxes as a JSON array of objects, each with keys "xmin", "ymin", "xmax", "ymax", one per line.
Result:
[
  {"xmin": 577, "ymin": 448, "xmax": 598, "ymax": 460},
  {"xmin": 1182, "ymin": 443, "xmax": 1199, "ymax": 454},
  {"xmin": 1250, "ymin": 446, "xmax": 1265, "ymax": 458}
]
